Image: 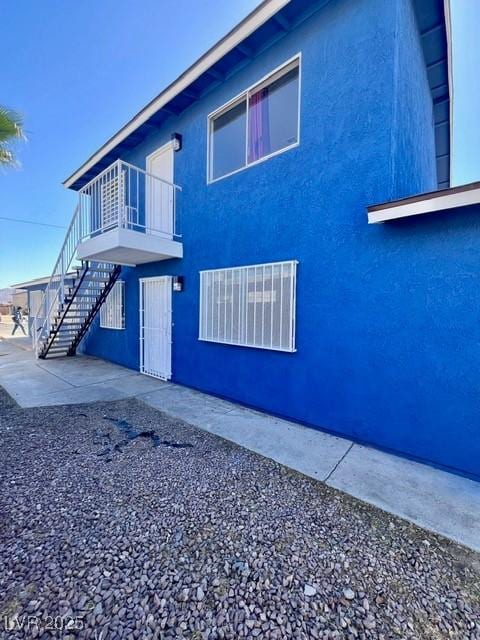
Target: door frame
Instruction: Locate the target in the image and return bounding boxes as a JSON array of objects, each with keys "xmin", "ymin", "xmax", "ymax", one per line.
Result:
[
  {"xmin": 139, "ymin": 275, "xmax": 173, "ymax": 380},
  {"xmin": 145, "ymin": 141, "xmax": 174, "ymax": 236}
]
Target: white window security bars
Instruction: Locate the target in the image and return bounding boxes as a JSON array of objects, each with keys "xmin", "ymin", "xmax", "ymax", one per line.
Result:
[
  {"xmin": 78, "ymin": 159, "xmax": 182, "ymax": 241},
  {"xmin": 100, "ymin": 280, "xmax": 125, "ymax": 329},
  {"xmin": 199, "ymin": 260, "xmax": 298, "ymax": 352}
]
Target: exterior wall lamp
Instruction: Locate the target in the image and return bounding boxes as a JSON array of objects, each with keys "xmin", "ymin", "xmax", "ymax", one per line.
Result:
[
  {"xmin": 171, "ymin": 133, "xmax": 182, "ymax": 152},
  {"xmin": 173, "ymin": 276, "xmax": 184, "ymax": 292}
]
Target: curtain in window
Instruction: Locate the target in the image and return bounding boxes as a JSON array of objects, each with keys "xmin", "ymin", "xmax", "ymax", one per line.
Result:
[{"xmin": 248, "ymin": 87, "xmax": 271, "ymax": 163}]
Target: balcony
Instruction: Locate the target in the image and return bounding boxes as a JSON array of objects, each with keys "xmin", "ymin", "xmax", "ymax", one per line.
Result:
[{"xmin": 76, "ymin": 160, "xmax": 183, "ymax": 265}]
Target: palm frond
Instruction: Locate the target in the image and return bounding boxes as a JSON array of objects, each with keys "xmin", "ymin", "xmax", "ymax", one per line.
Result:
[{"xmin": 0, "ymin": 106, "xmax": 26, "ymax": 167}]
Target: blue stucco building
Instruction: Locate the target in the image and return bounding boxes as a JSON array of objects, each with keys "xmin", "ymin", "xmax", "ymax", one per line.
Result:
[{"xmin": 34, "ymin": 0, "xmax": 480, "ymax": 481}]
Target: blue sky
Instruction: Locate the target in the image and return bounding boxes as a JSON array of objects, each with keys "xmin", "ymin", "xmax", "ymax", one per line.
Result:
[{"xmin": 0, "ymin": 0, "xmax": 478, "ymax": 288}]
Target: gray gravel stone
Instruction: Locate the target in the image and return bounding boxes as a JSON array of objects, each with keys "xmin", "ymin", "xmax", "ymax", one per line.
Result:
[{"xmin": 0, "ymin": 388, "xmax": 479, "ymax": 640}]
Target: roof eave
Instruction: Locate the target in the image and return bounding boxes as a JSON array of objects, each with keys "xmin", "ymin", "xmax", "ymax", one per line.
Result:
[{"xmin": 63, "ymin": 0, "xmax": 290, "ymax": 190}]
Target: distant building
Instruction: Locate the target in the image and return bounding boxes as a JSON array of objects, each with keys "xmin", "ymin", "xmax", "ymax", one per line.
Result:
[
  {"xmin": 0, "ymin": 288, "xmax": 14, "ymax": 305},
  {"xmin": 10, "ymin": 276, "xmax": 55, "ymax": 335},
  {"xmin": 12, "ymin": 290, "xmax": 28, "ymax": 310}
]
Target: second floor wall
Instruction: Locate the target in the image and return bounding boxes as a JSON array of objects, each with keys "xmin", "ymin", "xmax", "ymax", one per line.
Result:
[{"xmin": 101, "ymin": 0, "xmax": 438, "ymax": 251}]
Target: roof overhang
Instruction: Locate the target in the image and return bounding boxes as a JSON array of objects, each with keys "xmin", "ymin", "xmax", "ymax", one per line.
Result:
[
  {"xmin": 10, "ymin": 276, "xmax": 52, "ymax": 289},
  {"xmin": 367, "ymin": 181, "xmax": 480, "ymax": 224},
  {"xmin": 64, "ymin": 0, "xmax": 451, "ymax": 192},
  {"xmin": 64, "ymin": 0, "xmax": 291, "ymax": 190},
  {"xmin": 11, "ymin": 273, "xmax": 76, "ymax": 289}
]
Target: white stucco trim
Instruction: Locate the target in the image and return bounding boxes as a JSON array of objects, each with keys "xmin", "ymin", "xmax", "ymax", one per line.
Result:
[
  {"xmin": 367, "ymin": 183, "xmax": 480, "ymax": 224},
  {"xmin": 63, "ymin": 0, "xmax": 290, "ymax": 189}
]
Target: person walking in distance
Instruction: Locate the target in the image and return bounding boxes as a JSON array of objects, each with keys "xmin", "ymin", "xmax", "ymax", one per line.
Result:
[{"xmin": 11, "ymin": 306, "xmax": 26, "ymax": 335}]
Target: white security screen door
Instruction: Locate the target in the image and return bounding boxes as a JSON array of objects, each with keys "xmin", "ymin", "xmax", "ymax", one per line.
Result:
[
  {"xmin": 140, "ymin": 276, "xmax": 172, "ymax": 380},
  {"xmin": 146, "ymin": 142, "xmax": 174, "ymax": 238}
]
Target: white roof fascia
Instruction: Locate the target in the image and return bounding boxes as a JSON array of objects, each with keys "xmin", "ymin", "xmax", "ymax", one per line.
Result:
[{"xmin": 63, "ymin": 0, "xmax": 290, "ymax": 189}]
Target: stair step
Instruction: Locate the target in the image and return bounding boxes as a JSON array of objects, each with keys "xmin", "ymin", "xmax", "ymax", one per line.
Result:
[
  {"xmin": 59, "ymin": 325, "xmax": 87, "ymax": 330},
  {"xmin": 39, "ymin": 353, "xmax": 66, "ymax": 360},
  {"xmin": 81, "ymin": 275, "xmax": 109, "ymax": 281},
  {"xmin": 68, "ymin": 280, "xmax": 104, "ymax": 292},
  {"xmin": 40, "ymin": 263, "xmax": 120, "ymax": 359},
  {"xmin": 79, "ymin": 283, "xmax": 104, "ymax": 287},
  {"xmin": 75, "ymin": 292, "xmax": 102, "ymax": 297}
]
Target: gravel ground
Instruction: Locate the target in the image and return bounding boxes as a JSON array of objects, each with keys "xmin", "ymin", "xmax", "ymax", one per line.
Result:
[{"xmin": 0, "ymin": 387, "xmax": 479, "ymax": 640}]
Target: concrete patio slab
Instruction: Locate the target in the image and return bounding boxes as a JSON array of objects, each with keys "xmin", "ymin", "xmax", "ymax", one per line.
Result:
[
  {"xmin": 0, "ymin": 338, "xmax": 478, "ymax": 552},
  {"xmin": 99, "ymin": 372, "xmax": 169, "ymax": 396},
  {"xmin": 142, "ymin": 386, "xmax": 352, "ymax": 480},
  {"xmin": 36, "ymin": 357, "xmax": 136, "ymax": 387},
  {"xmin": 1, "ymin": 369, "xmax": 73, "ymax": 405},
  {"xmin": 327, "ymin": 444, "xmax": 480, "ymax": 552},
  {"xmin": 0, "ymin": 323, "xmax": 31, "ymax": 350},
  {"xmin": 141, "ymin": 384, "xmax": 239, "ymax": 424},
  {"xmin": 202, "ymin": 407, "xmax": 352, "ymax": 482},
  {"xmin": 0, "ymin": 341, "xmax": 35, "ymax": 362}
]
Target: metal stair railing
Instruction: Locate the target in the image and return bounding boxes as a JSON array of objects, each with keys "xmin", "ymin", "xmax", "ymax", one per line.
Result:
[
  {"xmin": 38, "ymin": 261, "xmax": 120, "ymax": 359},
  {"xmin": 33, "ymin": 158, "xmax": 182, "ymax": 358},
  {"xmin": 67, "ymin": 264, "xmax": 122, "ymax": 356},
  {"xmin": 33, "ymin": 204, "xmax": 82, "ymax": 357}
]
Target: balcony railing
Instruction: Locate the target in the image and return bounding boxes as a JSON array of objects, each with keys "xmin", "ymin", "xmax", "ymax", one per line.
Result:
[
  {"xmin": 78, "ymin": 160, "xmax": 182, "ymax": 241},
  {"xmin": 32, "ymin": 159, "xmax": 182, "ymax": 355}
]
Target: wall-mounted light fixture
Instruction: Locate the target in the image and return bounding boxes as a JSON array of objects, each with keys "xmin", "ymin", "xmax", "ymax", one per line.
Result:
[
  {"xmin": 172, "ymin": 276, "xmax": 184, "ymax": 292},
  {"xmin": 171, "ymin": 132, "xmax": 182, "ymax": 152}
]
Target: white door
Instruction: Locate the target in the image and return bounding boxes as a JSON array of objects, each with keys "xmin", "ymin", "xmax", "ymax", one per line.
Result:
[
  {"xmin": 140, "ymin": 276, "xmax": 172, "ymax": 380},
  {"xmin": 146, "ymin": 142, "xmax": 174, "ymax": 238}
]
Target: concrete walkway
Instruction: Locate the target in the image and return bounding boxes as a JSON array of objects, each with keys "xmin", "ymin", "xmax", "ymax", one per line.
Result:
[{"xmin": 1, "ymin": 336, "xmax": 479, "ymax": 552}]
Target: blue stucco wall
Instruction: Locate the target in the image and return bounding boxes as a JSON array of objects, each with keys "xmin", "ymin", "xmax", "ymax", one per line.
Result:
[
  {"xmin": 389, "ymin": 0, "xmax": 438, "ymax": 199},
  {"xmin": 81, "ymin": 0, "xmax": 480, "ymax": 480}
]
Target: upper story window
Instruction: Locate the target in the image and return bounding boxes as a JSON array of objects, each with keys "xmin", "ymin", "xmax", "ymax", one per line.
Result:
[{"xmin": 208, "ymin": 55, "xmax": 300, "ymax": 183}]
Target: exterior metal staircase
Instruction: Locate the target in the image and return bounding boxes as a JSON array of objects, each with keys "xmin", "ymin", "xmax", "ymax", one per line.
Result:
[
  {"xmin": 33, "ymin": 158, "xmax": 181, "ymax": 359},
  {"xmin": 37, "ymin": 261, "xmax": 121, "ymax": 359},
  {"xmin": 33, "ymin": 205, "xmax": 121, "ymax": 359}
]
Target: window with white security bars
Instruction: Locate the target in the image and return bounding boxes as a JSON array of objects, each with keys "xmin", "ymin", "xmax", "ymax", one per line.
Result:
[
  {"xmin": 100, "ymin": 281, "xmax": 125, "ymax": 329},
  {"xmin": 199, "ymin": 260, "xmax": 297, "ymax": 352}
]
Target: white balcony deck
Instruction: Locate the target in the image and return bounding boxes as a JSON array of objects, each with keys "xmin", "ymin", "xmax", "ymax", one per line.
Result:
[
  {"xmin": 77, "ymin": 226, "xmax": 183, "ymax": 265},
  {"xmin": 76, "ymin": 160, "xmax": 182, "ymax": 265}
]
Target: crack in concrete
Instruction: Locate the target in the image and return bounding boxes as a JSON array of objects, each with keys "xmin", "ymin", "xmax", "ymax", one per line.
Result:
[{"xmin": 323, "ymin": 442, "xmax": 354, "ymax": 483}]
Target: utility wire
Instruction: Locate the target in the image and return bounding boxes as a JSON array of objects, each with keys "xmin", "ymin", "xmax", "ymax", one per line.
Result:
[{"xmin": 0, "ymin": 215, "xmax": 67, "ymax": 229}]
